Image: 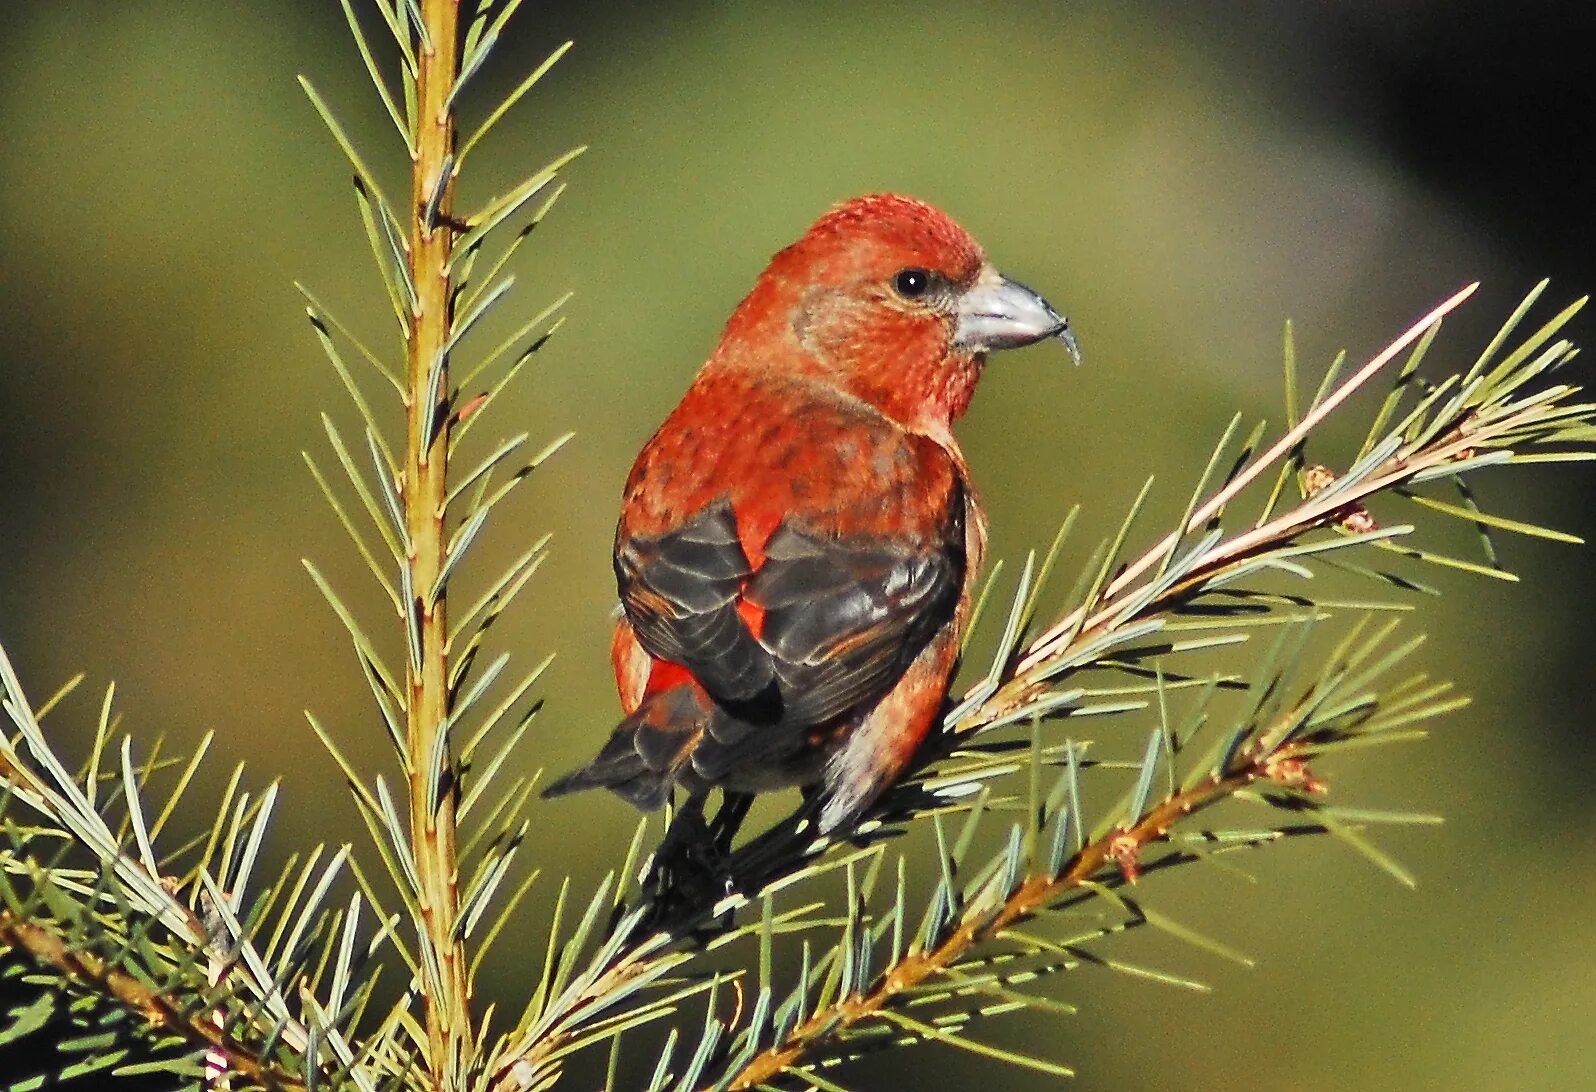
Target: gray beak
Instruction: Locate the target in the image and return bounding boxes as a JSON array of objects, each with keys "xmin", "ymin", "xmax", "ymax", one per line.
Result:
[{"xmin": 955, "ymin": 267, "xmax": 1081, "ymax": 363}]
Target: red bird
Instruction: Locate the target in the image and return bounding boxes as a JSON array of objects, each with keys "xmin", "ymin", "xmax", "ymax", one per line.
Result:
[{"xmin": 546, "ymin": 194, "xmax": 1078, "ymax": 835}]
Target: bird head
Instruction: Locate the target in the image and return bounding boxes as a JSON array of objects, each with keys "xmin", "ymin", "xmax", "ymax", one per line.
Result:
[{"xmin": 715, "ymin": 193, "xmax": 1078, "ymax": 433}]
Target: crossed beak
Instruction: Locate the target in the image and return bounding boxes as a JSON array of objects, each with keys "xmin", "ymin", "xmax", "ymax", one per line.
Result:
[{"xmin": 955, "ymin": 266, "xmax": 1081, "ymax": 363}]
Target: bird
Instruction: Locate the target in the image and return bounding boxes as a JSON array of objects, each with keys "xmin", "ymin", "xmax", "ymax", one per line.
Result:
[{"xmin": 544, "ymin": 193, "xmax": 1079, "ymax": 841}]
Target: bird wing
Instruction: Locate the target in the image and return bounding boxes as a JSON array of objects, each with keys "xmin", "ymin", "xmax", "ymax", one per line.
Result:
[
  {"xmin": 615, "ymin": 498, "xmax": 776, "ymax": 705},
  {"xmin": 747, "ymin": 505, "xmax": 964, "ymax": 726},
  {"xmin": 616, "ymin": 478, "xmax": 967, "ymax": 732}
]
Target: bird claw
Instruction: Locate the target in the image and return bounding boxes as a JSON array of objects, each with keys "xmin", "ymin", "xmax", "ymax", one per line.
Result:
[{"xmin": 640, "ymin": 792, "xmax": 753, "ymax": 928}]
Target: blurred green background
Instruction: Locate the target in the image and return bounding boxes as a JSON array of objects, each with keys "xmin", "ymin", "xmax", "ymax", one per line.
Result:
[{"xmin": 1, "ymin": 1, "xmax": 1592, "ymax": 1089}]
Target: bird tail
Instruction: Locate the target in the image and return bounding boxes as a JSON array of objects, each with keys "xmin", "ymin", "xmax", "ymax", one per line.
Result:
[{"xmin": 541, "ymin": 686, "xmax": 712, "ymax": 812}]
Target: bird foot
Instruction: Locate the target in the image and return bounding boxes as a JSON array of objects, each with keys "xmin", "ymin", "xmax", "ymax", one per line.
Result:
[{"xmin": 640, "ymin": 793, "xmax": 753, "ymax": 929}]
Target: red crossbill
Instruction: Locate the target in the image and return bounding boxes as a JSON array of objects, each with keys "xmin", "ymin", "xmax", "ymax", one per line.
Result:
[{"xmin": 545, "ymin": 193, "xmax": 1078, "ymax": 835}]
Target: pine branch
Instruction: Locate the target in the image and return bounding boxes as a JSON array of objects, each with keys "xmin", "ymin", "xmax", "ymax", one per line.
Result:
[
  {"xmin": 0, "ymin": 2, "xmax": 577, "ymax": 1086},
  {"xmin": 725, "ymin": 699, "xmax": 1364, "ymax": 1086},
  {"xmin": 401, "ymin": 2, "xmax": 474, "ymax": 1084},
  {"xmin": 954, "ymin": 284, "xmax": 1586, "ymax": 738},
  {"xmin": 0, "ymin": 912, "xmax": 306, "ymax": 1091},
  {"xmin": 0, "ymin": 642, "xmax": 367, "ymax": 1086},
  {"xmin": 296, "ymin": 2, "xmax": 579, "ymax": 1087}
]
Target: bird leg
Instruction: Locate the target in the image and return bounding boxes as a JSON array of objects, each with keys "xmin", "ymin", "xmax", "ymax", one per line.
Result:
[
  {"xmin": 707, "ymin": 790, "xmax": 754, "ymax": 858},
  {"xmin": 641, "ymin": 791, "xmax": 756, "ymax": 926}
]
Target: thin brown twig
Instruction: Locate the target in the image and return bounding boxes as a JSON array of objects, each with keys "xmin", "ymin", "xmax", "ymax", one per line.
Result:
[
  {"xmin": 718, "ymin": 284, "xmax": 1582, "ymax": 1085},
  {"xmin": 727, "ymin": 736, "xmax": 1319, "ymax": 1089},
  {"xmin": 0, "ymin": 911, "xmax": 308, "ymax": 1092},
  {"xmin": 1005, "ymin": 283, "xmax": 1478, "ymax": 683},
  {"xmin": 958, "ymin": 286, "xmax": 1527, "ymax": 734}
]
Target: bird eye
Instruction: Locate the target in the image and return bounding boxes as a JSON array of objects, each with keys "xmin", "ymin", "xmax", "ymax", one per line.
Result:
[{"xmin": 893, "ymin": 268, "xmax": 932, "ymax": 299}]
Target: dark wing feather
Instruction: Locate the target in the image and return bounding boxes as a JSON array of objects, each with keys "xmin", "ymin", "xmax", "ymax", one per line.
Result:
[
  {"xmin": 616, "ymin": 499, "xmax": 776, "ymax": 703},
  {"xmin": 618, "ymin": 482, "xmax": 965, "ymax": 751},
  {"xmin": 749, "ymin": 502, "xmax": 965, "ymax": 727},
  {"xmin": 542, "ymin": 687, "xmax": 712, "ymax": 811}
]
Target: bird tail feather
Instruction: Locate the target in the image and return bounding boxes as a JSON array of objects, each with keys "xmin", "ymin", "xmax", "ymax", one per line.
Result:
[{"xmin": 541, "ymin": 686, "xmax": 711, "ymax": 811}]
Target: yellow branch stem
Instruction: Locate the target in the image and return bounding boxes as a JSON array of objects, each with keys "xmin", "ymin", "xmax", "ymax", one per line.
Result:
[{"xmin": 406, "ymin": 1, "xmax": 472, "ymax": 1086}]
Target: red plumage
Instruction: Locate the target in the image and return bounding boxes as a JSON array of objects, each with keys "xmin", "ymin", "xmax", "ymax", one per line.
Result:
[{"xmin": 546, "ymin": 193, "xmax": 1078, "ymax": 833}]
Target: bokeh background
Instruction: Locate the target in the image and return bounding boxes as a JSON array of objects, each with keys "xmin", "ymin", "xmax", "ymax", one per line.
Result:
[{"xmin": 1, "ymin": 1, "xmax": 1593, "ymax": 1089}]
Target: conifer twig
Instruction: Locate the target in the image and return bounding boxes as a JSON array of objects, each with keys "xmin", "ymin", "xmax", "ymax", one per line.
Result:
[
  {"xmin": 0, "ymin": 911, "xmax": 307, "ymax": 1091},
  {"xmin": 404, "ymin": 0, "xmax": 473, "ymax": 1083},
  {"xmin": 1004, "ymin": 284, "xmax": 1477, "ymax": 689},
  {"xmin": 725, "ymin": 734, "xmax": 1322, "ymax": 1088}
]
